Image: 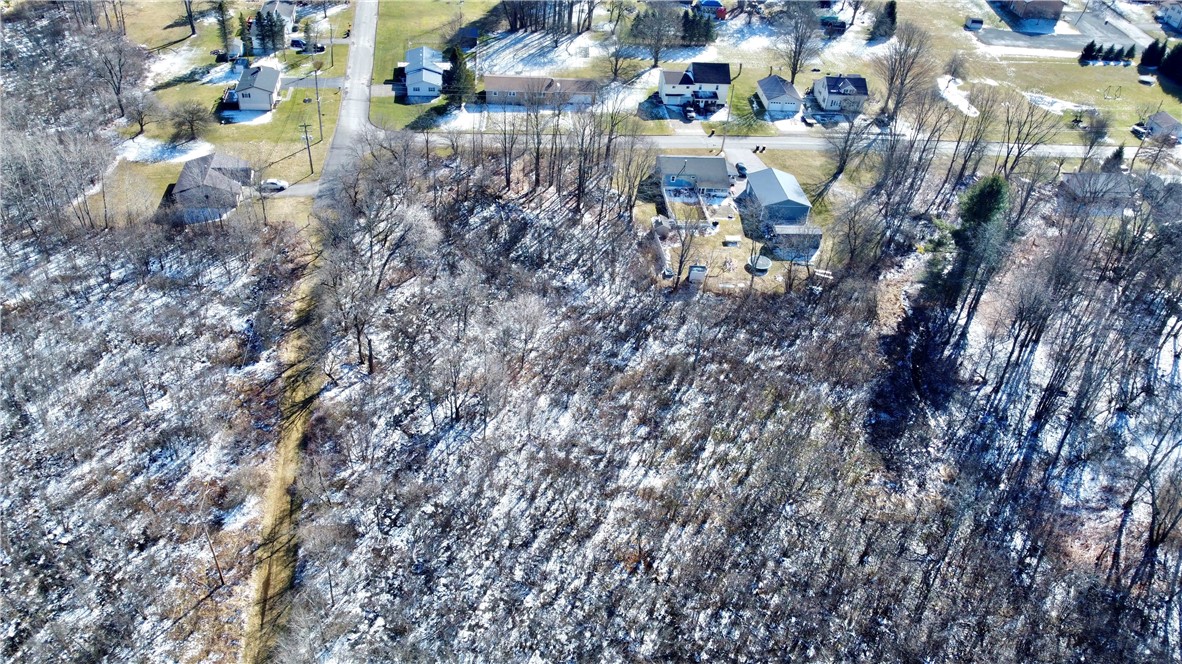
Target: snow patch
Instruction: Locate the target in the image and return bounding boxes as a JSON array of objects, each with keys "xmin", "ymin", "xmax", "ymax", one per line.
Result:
[
  {"xmin": 976, "ymin": 44, "xmax": 1081, "ymax": 59},
  {"xmin": 716, "ymin": 17, "xmax": 777, "ymax": 52},
  {"xmin": 146, "ymin": 46, "xmax": 199, "ymax": 87},
  {"xmin": 219, "ymin": 109, "xmax": 275, "ymax": 125},
  {"xmin": 473, "ymin": 31, "xmax": 605, "ymax": 76},
  {"xmin": 1023, "ymin": 92, "xmax": 1088, "ymax": 115},
  {"xmin": 937, "ymin": 76, "xmax": 979, "ymax": 117},
  {"xmin": 117, "ymin": 136, "xmax": 214, "ymax": 163}
]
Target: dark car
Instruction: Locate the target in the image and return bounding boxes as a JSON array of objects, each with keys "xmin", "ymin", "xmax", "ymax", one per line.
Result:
[
  {"xmin": 735, "ymin": 162, "xmax": 748, "ymax": 177},
  {"xmin": 291, "ymin": 38, "xmax": 305, "ymax": 49},
  {"xmin": 313, "ymin": 43, "xmax": 326, "ymax": 53}
]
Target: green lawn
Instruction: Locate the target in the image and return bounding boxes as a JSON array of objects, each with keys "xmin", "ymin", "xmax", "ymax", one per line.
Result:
[
  {"xmin": 370, "ymin": 96, "xmax": 450, "ymax": 130},
  {"xmin": 372, "ymin": 0, "xmax": 500, "ymax": 85}
]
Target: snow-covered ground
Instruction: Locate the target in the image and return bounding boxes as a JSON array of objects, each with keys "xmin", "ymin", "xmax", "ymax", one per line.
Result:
[
  {"xmin": 117, "ymin": 136, "xmax": 214, "ymax": 163},
  {"xmin": 144, "ymin": 44, "xmax": 200, "ymax": 87},
  {"xmin": 937, "ymin": 76, "xmax": 979, "ymax": 117},
  {"xmin": 1023, "ymin": 91, "xmax": 1090, "ymax": 115},
  {"xmin": 219, "ymin": 109, "xmax": 275, "ymax": 125},
  {"xmin": 472, "ymin": 30, "xmax": 606, "ymax": 76}
]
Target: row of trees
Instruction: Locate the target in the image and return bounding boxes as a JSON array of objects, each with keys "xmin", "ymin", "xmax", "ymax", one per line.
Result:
[
  {"xmin": 628, "ymin": 5, "xmax": 717, "ymax": 67},
  {"xmin": 500, "ymin": 0, "xmax": 597, "ymax": 35},
  {"xmin": 1079, "ymin": 40, "xmax": 1136, "ymax": 64}
]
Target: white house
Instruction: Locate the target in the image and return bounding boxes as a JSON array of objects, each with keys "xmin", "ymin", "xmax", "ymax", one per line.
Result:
[
  {"xmin": 405, "ymin": 46, "xmax": 445, "ymax": 103},
  {"xmin": 1148, "ymin": 110, "xmax": 1182, "ymax": 142},
  {"xmin": 755, "ymin": 75, "xmax": 801, "ymax": 118},
  {"xmin": 1163, "ymin": 2, "xmax": 1182, "ymax": 30},
  {"xmin": 235, "ymin": 65, "xmax": 282, "ymax": 111},
  {"xmin": 659, "ymin": 62, "xmax": 732, "ymax": 112},
  {"xmin": 812, "ymin": 74, "xmax": 869, "ymax": 113}
]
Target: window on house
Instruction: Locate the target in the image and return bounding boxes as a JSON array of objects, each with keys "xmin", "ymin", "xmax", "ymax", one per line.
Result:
[
  {"xmin": 669, "ymin": 176, "xmax": 676, "ymax": 183},
  {"xmin": 492, "ymin": 91, "xmax": 499, "ymax": 96},
  {"xmin": 508, "ymin": 91, "xmax": 517, "ymax": 97},
  {"xmin": 241, "ymin": 93, "xmax": 250, "ymax": 98},
  {"xmin": 413, "ymin": 87, "xmax": 420, "ymax": 92}
]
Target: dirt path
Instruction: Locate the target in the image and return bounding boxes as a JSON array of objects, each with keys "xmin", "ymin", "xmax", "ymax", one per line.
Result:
[
  {"xmin": 240, "ymin": 2, "xmax": 377, "ymax": 660},
  {"xmin": 240, "ymin": 231, "xmax": 325, "ymax": 663}
]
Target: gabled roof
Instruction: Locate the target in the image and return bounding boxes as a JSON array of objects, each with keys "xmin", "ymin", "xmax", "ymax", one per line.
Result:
[
  {"xmin": 407, "ymin": 68, "xmax": 443, "ymax": 88},
  {"xmin": 819, "ymin": 74, "xmax": 868, "ymax": 96},
  {"xmin": 1061, "ymin": 171, "xmax": 1138, "ymax": 199},
  {"xmin": 1149, "ymin": 110, "xmax": 1181, "ymax": 130},
  {"xmin": 172, "ymin": 154, "xmax": 249, "ymax": 208},
  {"xmin": 662, "ymin": 69, "xmax": 692, "ymax": 86},
  {"xmin": 756, "ymin": 75, "xmax": 802, "ymax": 102},
  {"xmin": 657, "ymin": 155, "xmax": 731, "ymax": 191},
  {"xmin": 260, "ymin": 0, "xmax": 295, "ymax": 21},
  {"xmin": 406, "ymin": 46, "xmax": 444, "ymax": 74},
  {"xmin": 484, "ymin": 75, "xmax": 598, "ymax": 96},
  {"xmin": 237, "ymin": 66, "xmax": 281, "ymax": 94},
  {"xmin": 743, "ymin": 168, "xmax": 812, "ymax": 211},
  {"xmin": 688, "ymin": 62, "xmax": 731, "ymax": 85}
]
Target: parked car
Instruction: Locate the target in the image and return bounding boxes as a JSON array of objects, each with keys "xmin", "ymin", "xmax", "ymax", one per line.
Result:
[
  {"xmin": 343, "ymin": 29, "xmax": 350, "ymax": 38},
  {"xmin": 291, "ymin": 38, "xmax": 305, "ymax": 49},
  {"xmin": 684, "ymin": 107, "xmax": 697, "ymax": 121},
  {"xmin": 259, "ymin": 179, "xmax": 289, "ymax": 193},
  {"xmin": 1131, "ymin": 125, "xmax": 1148, "ymax": 140},
  {"xmin": 735, "ymin": 162, "xmax": 748, "ymax": 178},
  {"xmin": 312, "ymin": 43, "xmax": 326, "ymax": 53}
]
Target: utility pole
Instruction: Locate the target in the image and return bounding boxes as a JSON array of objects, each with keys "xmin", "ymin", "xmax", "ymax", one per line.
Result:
[
  {"xmin": 720, "ymin": 63, "xmax": 742, "ymax": 154},
  {"xmin": 329, "ymin": 24, "xmax": 334, "ymax": 68},
  {"xmin": 299, "ymin": 123, "xmax": 314, "ymax": 174},
  {"xmin": 313, "ymin": 60, "xmax": 324, "ymax": 140}
]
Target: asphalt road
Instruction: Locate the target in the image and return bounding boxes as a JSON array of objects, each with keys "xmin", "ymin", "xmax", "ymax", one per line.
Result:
[
  {"xmin": 308, "ymin": 0, "xmax": 377, "ymax": 206},
  {"xmin": 269, "ymin": 0, "xmax": 1093, "ymax": 202}
]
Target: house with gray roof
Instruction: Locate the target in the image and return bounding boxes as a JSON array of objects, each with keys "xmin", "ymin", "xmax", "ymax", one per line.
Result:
[
  {"xmin": 657, "ymin": 155, "xmax": 732, "ymax": 195},
  {"xmin": 812, "ymin": 74, "xmax": 869, "ymax": 113},
  {"xmin": 1148, "ymin": 111, "xmax": 1181, "ymax": 142},
  {"xmin": 739, "ymin": 168, "xmax": 821, "ymax": 262},
  {"xmin": 484, "ymin": 75, "xmax": 599, "ymax": 106},
  {"xmin": 162, "ymin": 153, "xmax": 253, "ymax": 224},
  {"xmin": 235, "ymin": 65, "xmax": 282, "ymax": 111},
  {"xmin": 756, "ymin": 75, "xmax": 802, "ymax": 118},
  {"xmin": 404, "ymin": 46, "xmax": 445, "ymax": 103}
]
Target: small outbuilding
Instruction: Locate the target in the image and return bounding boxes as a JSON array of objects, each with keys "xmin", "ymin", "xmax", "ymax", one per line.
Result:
[{"xmin": 965, "ymin": 16, "xmax": 984, "ymax": 30}]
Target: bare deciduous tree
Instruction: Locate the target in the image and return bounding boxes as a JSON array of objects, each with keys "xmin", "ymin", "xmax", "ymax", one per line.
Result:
[
  {"xmin": 770, "ymin": 1, "xmax": 822, "ymax": 84},
  {"xmin": 868, "ymin": 22, "xmax": 937, "ymax": 122}
]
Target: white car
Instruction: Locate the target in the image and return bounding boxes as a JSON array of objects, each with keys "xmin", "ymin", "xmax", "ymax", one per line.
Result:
[{"xmin": 259, "ymin": 179, "xmax": 289, "ymax": 193}]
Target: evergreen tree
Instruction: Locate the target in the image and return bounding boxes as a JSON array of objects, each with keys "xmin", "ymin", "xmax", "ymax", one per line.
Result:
[
  {"xmin": 870, "ymin": 0, "xmax": 897, "ymax": 40},
  {"xmin": 1162, "ymin": 42, "xmax": 1182, "ymax": 83},
  {"xmin": 270, "ymin": 13, "xmax": 287, "ymax": 52},
  {"xmin": 1102, "ymin": 45, "xmax": 1118, "ymax": 62},
  {"xmin": 1123, "ymin": 45, "xmax": 1135, "ymax": 61},
  {"xmin": 215, "ymin": 1, "xmax": 234, "ymax": 53},
  {"xmin": 1101, "ymin": 144, "xmax": 1125, "ymax": 173},
  {"xmin": 446, "ymin": 47, "xmax": 476, "ymax": 106},
  {"xmin": 238, "ymin": 12, "xmax": 252, "ymax": 56},
  {"xmin": 257, "ymin": 11, "xmax": 273, "ymax": 52},
  {"xmin": 1141, "ymin": 40, "xmax": 1163, "ymax": 68},
  {"xmin": 682, "ymin": 10, "xmax": 694, "ymax": 45},
  {"xmin": 701, "ymin": 13, "xmax": 715, "ymax": 44},
  {"xmin": 1080, "ymin": 40, "xmax": 1097, "ymax": 62}
]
